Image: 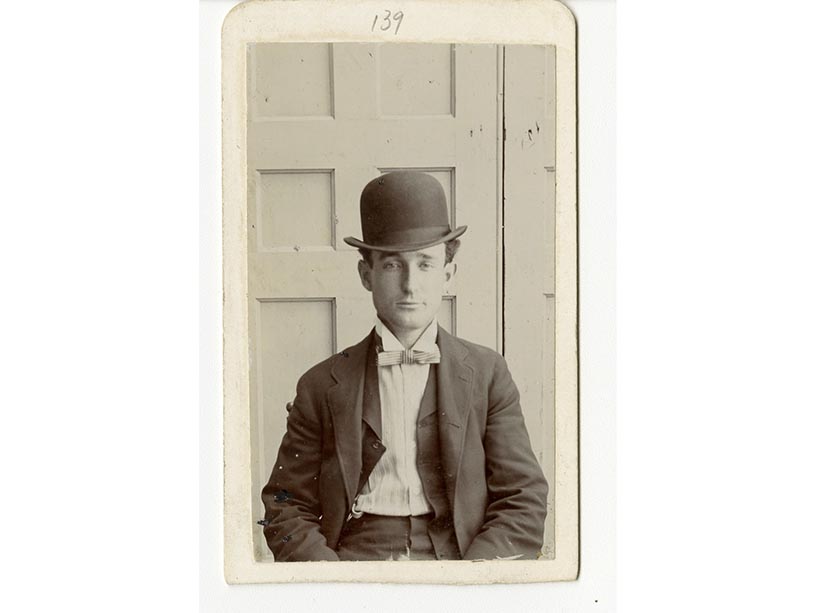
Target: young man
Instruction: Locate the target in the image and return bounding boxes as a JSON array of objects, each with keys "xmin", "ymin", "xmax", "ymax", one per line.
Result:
[{"xmin": 261, "ymin": 171, "xmax": 548, "ymax": 561}]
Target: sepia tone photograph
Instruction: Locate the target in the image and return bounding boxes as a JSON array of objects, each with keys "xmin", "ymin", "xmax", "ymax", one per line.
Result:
[{"xmin": 222, "ymin": 0, "xmax": 577, "ymax": 584}]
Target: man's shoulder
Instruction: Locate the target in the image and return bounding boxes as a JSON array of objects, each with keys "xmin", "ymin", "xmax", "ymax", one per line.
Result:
[
  {"xmin": 296, "ymin": 353, "xmax": 336, "ymax": 386},
  {"xmin": 296, "ymin": 331, "xmax": 374, "ymax": 387},
  {"xmin": 440, "ymin": 329, "xmax": 505, "ymax": 369}
]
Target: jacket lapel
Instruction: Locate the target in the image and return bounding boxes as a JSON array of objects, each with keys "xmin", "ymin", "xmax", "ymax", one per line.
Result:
[
  {"xmin": 326, "ymin": 330, "xmax": 377, "ymax": 511},
  {"xmin": 361, "ymin": 340, "xmax": 381, "ymax": 439},
  {"xmin": 435, "ymin": 327, "xmax": 474, "ymax": 509},
  {"xmin": 358, "ymin": 345, "xmax": 384, "ymax": 492}
]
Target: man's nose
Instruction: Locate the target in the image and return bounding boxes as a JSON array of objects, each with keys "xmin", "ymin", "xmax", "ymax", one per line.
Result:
[{"xmin": 401, "ymin": 265, "xmax": 419, "ymax": 293}]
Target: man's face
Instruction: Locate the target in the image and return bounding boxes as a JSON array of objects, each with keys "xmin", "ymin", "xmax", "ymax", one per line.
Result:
[{"xmin": 358, "ymin": 244, "xmax": 455, "ymax": 341}]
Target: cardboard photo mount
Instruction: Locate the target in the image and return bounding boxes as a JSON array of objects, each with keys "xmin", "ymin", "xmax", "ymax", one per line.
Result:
[{"xmin": 222, "ymin": 0, "xmax": 578, "ymax": 584}]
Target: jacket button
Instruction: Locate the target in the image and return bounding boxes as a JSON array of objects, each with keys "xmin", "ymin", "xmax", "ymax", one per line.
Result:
[{"xmin": 372, "ymin": 441, "xmax": 381, "ymax": 449}]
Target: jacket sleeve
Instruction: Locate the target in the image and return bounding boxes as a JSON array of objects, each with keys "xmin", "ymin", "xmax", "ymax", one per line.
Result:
[
  {"xmin": 260, "ymin": 373, "xmax": 340, "ymax": 562},
  {"xmin": 462, "ymin": 353, "xmax": 549, "ymax": 560}
]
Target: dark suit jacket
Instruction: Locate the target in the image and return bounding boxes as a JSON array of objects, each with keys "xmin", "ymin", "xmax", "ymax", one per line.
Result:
[{"xmin": 261, "ymin": 327, "xmax": 549, "ymax": 561}]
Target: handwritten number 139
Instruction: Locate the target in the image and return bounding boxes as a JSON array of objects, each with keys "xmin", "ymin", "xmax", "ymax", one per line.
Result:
[{"xmin": 371, "ymin": 10, "xmax": 404, "ymax": 35}]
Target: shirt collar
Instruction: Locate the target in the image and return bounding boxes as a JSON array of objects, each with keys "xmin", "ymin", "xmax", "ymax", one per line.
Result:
[{"xmin": 376, "ymin": 318, "xmax": 439, "ymax": 352}]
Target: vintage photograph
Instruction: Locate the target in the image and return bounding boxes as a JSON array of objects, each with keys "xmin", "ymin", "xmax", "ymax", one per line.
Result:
[{"xmin": 222, "ymin": 0, "xmax": 577, "ymax": 584}]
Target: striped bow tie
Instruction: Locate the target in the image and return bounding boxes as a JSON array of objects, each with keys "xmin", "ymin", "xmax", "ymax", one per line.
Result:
[{"xmin": 377, "ymin": 346, "xmax": 441, "ymax": 366}]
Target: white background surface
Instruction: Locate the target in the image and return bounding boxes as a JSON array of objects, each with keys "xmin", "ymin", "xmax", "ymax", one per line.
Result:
[
  {"xmin": 206, "ymin": 0, "xmax": 609, "ymax": 602},
  {"xmin": 1, "ymin": 1, "xmax": 816, "ymax": 611}
]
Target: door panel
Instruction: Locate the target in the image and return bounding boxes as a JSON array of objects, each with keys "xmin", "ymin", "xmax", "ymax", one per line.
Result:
[
  {"xmin": 256, "ymin": 299, "xmax": 336, "ymax": 475},
  {"xmin": 255, "ymin": 170, "xmax": 335, "ymax": 250},
  {"xmin": 251, "ymin": 43, "xmax": 334, "ymax": 118},
  {"xmin": 378, "ymin": 43, "xmax": 454, "ymax": 116}
]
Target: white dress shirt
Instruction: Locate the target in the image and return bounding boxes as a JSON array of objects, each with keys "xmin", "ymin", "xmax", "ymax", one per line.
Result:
[{"xmin": 352, "ymin": 318, "xmax": 437, "ymax": 517}]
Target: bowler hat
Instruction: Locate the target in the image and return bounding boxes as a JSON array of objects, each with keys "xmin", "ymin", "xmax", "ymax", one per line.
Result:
[{"xmin": 343, "ymin": 171, "xmax": 467, "ymax": 252}]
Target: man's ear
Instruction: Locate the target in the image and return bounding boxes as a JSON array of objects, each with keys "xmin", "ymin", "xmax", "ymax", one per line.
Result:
[
  {"xmin": 444, "ymin": 261, "xmax": 457, "ymax": 284},
  {"xmin": 358, "ymin": 259, "xmax": 373, "ymax": 291}
]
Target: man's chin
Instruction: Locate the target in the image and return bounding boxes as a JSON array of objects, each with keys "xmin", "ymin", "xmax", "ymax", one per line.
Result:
[{"xmin": 382, "ymin": 313, "xmax": 434, "ymax": 334}]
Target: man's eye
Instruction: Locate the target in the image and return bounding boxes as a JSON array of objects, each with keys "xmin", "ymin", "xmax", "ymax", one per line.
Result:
[
  {"xmin": 383, "ymin": 261, "xmax": 400, "ymax": 270},
  {"xmin": 419, "ymin": 262, "xmax": 434, "ymax": 270}
]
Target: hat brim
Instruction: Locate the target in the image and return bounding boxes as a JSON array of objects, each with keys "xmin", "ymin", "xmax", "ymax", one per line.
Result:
[{"xmin": 343, "ymin": 226, "xmax": 467, "ymax": 253}]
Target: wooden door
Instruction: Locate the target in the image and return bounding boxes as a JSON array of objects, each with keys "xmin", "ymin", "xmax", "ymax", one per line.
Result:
[{"xmin": 246, "ymin": 43, "xmax": 501, "ymax": 558}]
